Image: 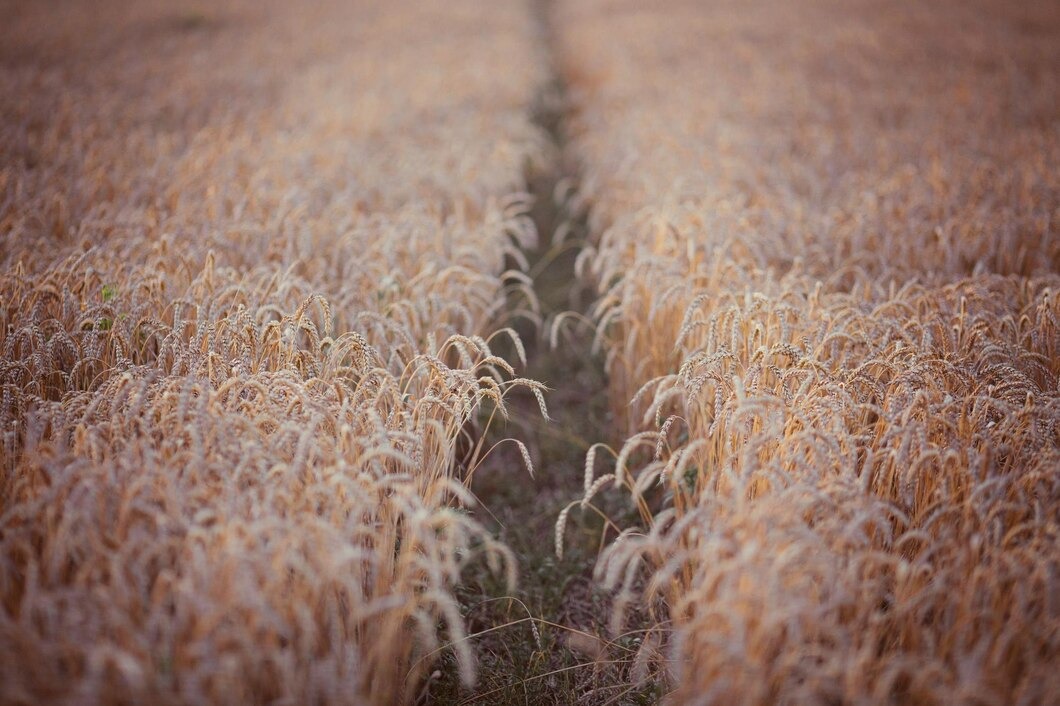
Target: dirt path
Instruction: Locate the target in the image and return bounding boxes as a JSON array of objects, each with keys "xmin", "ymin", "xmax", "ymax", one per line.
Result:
[{"xmin": 424, "ymin": 4, "xmax": 660, "ymax": 704}]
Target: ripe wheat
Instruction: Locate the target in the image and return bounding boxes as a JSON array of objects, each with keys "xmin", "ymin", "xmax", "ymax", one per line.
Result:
[
  {"xmin": 0, "ymin": 1, "xmax": 548, "ymax": 703},
  {"xmin": 557, "ymin": 0, "xmax": 1060, "ymax": 702}
]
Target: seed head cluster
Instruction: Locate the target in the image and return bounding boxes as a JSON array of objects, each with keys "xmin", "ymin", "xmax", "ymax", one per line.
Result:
[
  {"xmin": 0, "ymin": 1, "xmax": 547, "ymax": 703},
  {"xmin": 557, "ymin": 0, "xmax": 1060, "ymax": 702}
]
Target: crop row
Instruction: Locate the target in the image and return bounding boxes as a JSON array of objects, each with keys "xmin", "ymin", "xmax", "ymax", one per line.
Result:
[
  {"xmin": 0, "ymin": 1, "xmax": 547, "ymax": 703},
  {"xmin": 557, "ymin": 0, "xmax": 1059, "ymax": 702}
]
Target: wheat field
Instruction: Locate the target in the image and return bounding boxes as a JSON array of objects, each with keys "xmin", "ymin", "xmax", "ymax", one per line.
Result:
[
  {"xmin": 1, "ymin": 1, "xmax": 549, "ymax": 703},
  {"xmin": 557, "ymin": 0, "xmax": 1060, "ymax": 703},
  {"xmin": 2, "ymin": 0, "xmax": 1058, "ymax": 704}
]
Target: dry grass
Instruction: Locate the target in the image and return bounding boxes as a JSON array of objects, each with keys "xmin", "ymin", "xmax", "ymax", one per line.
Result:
[
  {"xmin": 0, "ymin": 1, "xmax": 549, "ymax": 703},
  {"xmin": 556, "ymin": 0, "xmax": 1060, "ymax": 703}
]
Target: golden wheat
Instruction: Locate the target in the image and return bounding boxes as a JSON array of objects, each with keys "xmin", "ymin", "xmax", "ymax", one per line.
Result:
[
  {"xmin": 557, "ymin": 0, "xmax": 1060, "ymax": 702},
  {"xmin": 0, "ymin": 1, "xmax": 548, "ymax": 703}
]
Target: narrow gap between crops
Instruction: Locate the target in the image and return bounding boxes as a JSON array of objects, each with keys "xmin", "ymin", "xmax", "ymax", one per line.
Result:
[{"xmin": 424, "ymin": 3, "xmax": 661, "ymax": 704}]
